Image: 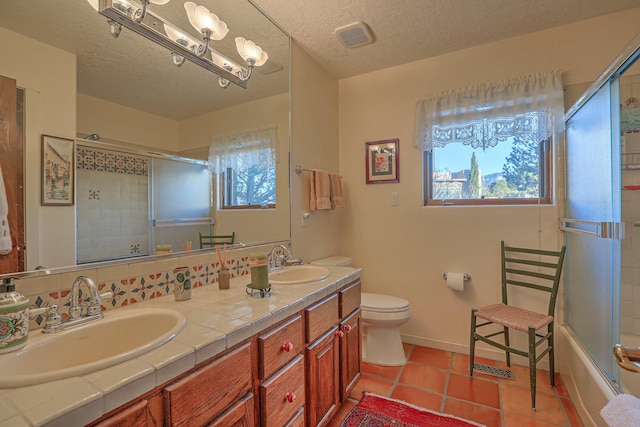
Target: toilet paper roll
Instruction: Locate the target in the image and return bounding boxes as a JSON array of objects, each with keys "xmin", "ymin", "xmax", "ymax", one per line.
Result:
[{"xmin": 446, "ymin": 272, "xmax": 465, "ymax": 291}]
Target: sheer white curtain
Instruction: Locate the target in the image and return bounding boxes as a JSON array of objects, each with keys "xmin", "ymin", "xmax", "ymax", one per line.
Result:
[
  {"xmin": 414, "ymin": 70, "xmax": 565, "ymax": 152},
  {"xmin": 208, "ymin": 126, "xmax": 279, "ymax": 174}
]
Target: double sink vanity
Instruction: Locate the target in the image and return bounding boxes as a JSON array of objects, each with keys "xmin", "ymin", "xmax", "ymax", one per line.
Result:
[{"xmin": 0, "ymin": 264, "xmax": 362, "ymax": 427}]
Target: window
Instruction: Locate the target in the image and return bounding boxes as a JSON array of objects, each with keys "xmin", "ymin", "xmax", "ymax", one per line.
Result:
[
  {"xmin": 208, "ymin": 126, "xmax": 278, "ymax": 209},
  {"xmin": 414, "ymin": 71, "xmax": 564, "ymax": 206}
]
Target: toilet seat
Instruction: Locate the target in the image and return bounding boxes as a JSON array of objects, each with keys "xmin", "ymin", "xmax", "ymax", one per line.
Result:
[{"xmin": 361, "ymin": 293, "xmax": 409, "ymax": 313}]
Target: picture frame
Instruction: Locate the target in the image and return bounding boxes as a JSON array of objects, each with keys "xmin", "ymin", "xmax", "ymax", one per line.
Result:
[
  {"xmin": 365, "ymin": 139, "xmax": 399, "ymax": 184},
  {"xmin": 42, "ymin": 135, "xmax": 74, "ymax": 205}
]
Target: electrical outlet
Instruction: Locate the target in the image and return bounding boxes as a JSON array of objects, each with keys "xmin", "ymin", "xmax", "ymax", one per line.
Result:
[{"xmin": 391, "ymin": 192, "xmax": 399, "ymax": 206}]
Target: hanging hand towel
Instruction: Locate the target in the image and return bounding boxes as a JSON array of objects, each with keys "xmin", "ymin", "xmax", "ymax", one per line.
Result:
[
  {"xmin": 314, "ymin": 169, "xmax": 331, "ymax": 210},
  {"xmin": 329, "ymin": 173, "xmax": 344, "ymax": 209},
  {"xmin": 600, "ymin": 394, "xmax": 640, "ymax": 427},
  {"xmin": 0, "ymin": 166, "xmax": 13, "ymax": 255},
  {"xmin": 309, "ymin": 170, "xmax": 317, "ymax": 211}
]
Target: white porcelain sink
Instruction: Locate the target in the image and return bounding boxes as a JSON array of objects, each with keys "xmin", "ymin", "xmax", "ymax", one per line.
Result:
[
  {"xmin": 0, "ymin": 307, "xmax": 186, "ymax": 388},
  {"xmin": 269, "ymin": 265, "xmax": 330, "ymax": 285}
]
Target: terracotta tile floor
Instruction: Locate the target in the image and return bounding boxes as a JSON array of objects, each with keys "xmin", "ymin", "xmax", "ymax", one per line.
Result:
[{"xmin": 327, "ymin": 344, "xmax": 584, "ymax": 427}]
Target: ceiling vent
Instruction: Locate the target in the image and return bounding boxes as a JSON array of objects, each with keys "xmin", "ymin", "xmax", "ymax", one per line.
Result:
[{"xmin": 335, "ymin": 22, "xmax": 374, "ymax": 48}]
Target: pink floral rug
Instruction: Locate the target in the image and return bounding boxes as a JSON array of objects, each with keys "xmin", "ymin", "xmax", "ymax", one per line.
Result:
[{"xmin": 340, "ymin": 392, "xmax": 486, "ymax": 427}]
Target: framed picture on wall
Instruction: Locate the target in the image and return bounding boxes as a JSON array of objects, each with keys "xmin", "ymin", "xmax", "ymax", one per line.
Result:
[
  {"xmin": 41, "ymin": 135, "xmax": 74, "ymax": 205},
  {"xmin": 365, "ymin": 139, "xmax": 399, "ymax": 184}
]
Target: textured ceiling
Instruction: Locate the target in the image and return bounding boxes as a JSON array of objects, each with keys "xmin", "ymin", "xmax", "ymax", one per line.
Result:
[
  {"xmin": 1, "ymin": 0, "xmax": 639, "ymax": 120},
  {"xmin": 252, "ymin": 0, "xmax": 640, "ymax": 79}
]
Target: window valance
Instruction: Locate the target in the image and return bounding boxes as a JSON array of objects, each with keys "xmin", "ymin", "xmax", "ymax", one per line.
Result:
[{"xmin": 414, "ymin": 70, "xmax": 565, "ymax": 152}]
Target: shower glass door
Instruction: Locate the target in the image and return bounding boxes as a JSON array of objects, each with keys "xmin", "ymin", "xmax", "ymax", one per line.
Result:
[{"xmin": 565, "ymin": 78, "xmax": 622, "ymax": 387}]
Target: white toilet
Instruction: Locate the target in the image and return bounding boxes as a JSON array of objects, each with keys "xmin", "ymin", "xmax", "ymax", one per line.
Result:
[{"xmin": 311, "ymin": 256, "xmax": 411, "ymax": 366}]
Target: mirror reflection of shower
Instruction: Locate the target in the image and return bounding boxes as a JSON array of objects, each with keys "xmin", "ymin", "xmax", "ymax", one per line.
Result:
[{"xmin": 619, "ymin": 61, "xmax": 640, "ymax": 397}]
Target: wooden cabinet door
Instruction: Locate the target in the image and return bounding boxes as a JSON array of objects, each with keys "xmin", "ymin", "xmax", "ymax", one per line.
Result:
[
  {"xmin": 208, "ymin": 393, "xmax": 255, "ymax": 427},
  {"xmin": 340, "ymin": 309, "xmax": 362, "ymax": 401},
  {"xmin": 305, "ymin": 327, "xmax": 339, "ymax": 427}
]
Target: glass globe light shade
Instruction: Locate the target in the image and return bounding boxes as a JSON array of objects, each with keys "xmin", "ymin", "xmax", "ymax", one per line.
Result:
[
  {"xmin": 184, "ymin": 2, "xmax": 228, "ymax": 40},
  {"xmin": 235, "ymin": 37, "xmax": 268, "ymax": 67}
]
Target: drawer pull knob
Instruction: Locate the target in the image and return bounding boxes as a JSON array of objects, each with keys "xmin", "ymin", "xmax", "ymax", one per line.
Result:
[
  {"xmin": 344, "ymin": 324, "xmax": 352, "ymax": 333},
  {"xmin": 336, "ymin": 330, "xmax": 344, "ymax": 338},
  {"xmin": 282, "ymin": 341, "xmax": 294, "ymax": 352},
  {"xmin": 285, "ymin": 392, "xmax": 296, "ymax": 402}
]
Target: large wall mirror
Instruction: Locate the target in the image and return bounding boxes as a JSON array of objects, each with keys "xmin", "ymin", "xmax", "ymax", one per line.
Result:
[{"xmin": 0, "ymin": 0, "xmax": 291, "ymax": 275}]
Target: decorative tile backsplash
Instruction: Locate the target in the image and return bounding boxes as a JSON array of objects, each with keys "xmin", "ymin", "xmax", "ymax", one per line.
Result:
[
  {"xmin": 19, "ymin": 245, "xmax": 267, "ymax": 332},
  {"xmin": 76, "ymin": 145, "xmax": 149, "ymax": 176}
]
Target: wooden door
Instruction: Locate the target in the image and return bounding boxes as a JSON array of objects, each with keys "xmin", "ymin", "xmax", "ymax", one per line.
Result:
[{"xmin": 0, "ymin": 75, "xmax": 24, "ymax": 273}]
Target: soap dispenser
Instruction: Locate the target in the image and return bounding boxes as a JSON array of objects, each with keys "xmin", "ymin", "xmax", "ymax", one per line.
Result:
[{"xmin": 0, "ymin": 277, "xmax": 29, "ymax": 353}]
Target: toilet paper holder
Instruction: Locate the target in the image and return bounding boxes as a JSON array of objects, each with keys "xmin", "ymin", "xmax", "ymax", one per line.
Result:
[{"xmin": 442, "ymin": 272, "xmax": 471, "ymax": 281}]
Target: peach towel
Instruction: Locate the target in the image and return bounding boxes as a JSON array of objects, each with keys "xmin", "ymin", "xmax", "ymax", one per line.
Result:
[
  {"xmin": 309, "ymin": 169, "xmax": 331, "ymax": 210},
  {"xmin": 329, "ymin": 173, "xmax": 344, "ymax": 209}
]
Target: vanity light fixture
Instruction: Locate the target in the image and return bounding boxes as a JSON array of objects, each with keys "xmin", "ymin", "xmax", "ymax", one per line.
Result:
[{"xmin": 88, "ymin": 0, "xmax": 268, "ymax": 89}]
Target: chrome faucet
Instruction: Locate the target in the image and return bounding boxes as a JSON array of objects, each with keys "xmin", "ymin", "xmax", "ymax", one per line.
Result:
[
  {"xmin": 32, "ymin": 275, "xmax": 111, "ymax": 334},
  {"xmin": 268, "ymin": 244, "xmax": 291, "ymax": 270},
  {"xmin": 69, "ymin": 276, "xmax": 102, "ymax": 319},
  {"xmin": 267, "ymin": 244, "xmax": 303, "ymax": 269}
]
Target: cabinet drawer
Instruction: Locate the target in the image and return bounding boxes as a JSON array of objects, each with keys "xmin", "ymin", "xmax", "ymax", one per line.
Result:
[
  {"xmin": 258, "ymin": 314, "xmax": 303, "ymax": 380},
  {"xmin": 284, "ymin": 407, "xmax": 304, "ymax": 427},
  {"xmin": 208, "ymin": 393, "xmax": 255, "ymax": 427},
  {"xmin": 259, "ymin": 354, "xmax": 305, "ymax": 427},
  {"xmin": 305, "ymin": 293, "xmax": 339, "ymax": 344},
  {"xmin": 165, "ymin": 342, "xmax": 252, "ymax": 427},
  {"xmin": 92, "ymin": 399, "xmax": 149, "ymax": 427},
  {"xmin": 339, "ymin": 280, "xmax": 361, "ymax": 318}
]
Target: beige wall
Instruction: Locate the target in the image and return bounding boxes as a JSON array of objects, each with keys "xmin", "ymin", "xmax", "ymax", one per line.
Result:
[
  {"xmin": 0, "ymin": 27, "xmax": 76, "ymax": 270},
  {"xmin": 77, "ymin": 93, "xmax": 178, "ymax": 151},
  {"xmin": 338, "ymin": 9, "xmax": 640, "ymax": 358},
  {"xmin": 289, "ymin": 42, "xmax": 342, "ymax": 262}
]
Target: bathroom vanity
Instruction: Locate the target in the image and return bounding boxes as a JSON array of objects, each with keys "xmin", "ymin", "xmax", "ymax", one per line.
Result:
[{"xmin": 0, "ymin": 267, "xmax": 361, "ymax": 427}]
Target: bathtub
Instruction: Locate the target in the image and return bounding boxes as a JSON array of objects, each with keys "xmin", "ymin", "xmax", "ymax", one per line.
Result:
[{"xmin": 558, "ymin": 326, "xmax": 618, "ymax": 427}]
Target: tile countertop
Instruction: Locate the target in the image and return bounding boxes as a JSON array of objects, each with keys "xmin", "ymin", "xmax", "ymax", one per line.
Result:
[{"xmin": 0, "ymin": 266, "xmax": 362, "ymax": 427}]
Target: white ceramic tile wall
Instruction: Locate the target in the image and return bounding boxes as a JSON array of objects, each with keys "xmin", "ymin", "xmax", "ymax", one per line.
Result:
[
  {"xmin": 76, "ymin": 169, "xmax": 150, "ymax": 263},
  {"xmin": 621, "ymin": 111, "xmax": 640, "ymax": 335}
]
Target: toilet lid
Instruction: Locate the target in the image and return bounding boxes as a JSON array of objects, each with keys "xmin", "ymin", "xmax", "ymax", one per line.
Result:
[{"xmin": 361, "ymin": 293, "xmax": 409, "ymax": 312}]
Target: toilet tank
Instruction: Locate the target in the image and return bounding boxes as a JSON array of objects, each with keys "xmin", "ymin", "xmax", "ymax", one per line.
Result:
[{"xmin": 310, "ymin": 256, "xmax": 353, "ymax": 267}]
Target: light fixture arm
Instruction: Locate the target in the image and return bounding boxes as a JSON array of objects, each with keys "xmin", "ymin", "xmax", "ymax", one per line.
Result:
[
  {"xmin": 134, "ymin": 0, "xmax": 150, "ymax": 23},
  {"xmin": 196, "ymin": 29, "xmax": 212, "ymax": 57},
  {"xmin": 237, "ymin": 58, "xmax": 255, "ymax": 82}
]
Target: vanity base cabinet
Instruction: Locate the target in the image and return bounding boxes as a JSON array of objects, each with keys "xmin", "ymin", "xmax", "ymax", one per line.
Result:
[{"xmin": 86, "ymin": 279, "xmax": 362, "ymax": 427}]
